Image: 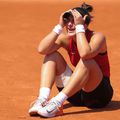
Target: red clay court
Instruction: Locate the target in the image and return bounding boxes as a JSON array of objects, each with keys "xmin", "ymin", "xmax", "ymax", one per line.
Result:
[{"xmin": 0, "ymin": 0, "xmax": 120, "ymax": 120}]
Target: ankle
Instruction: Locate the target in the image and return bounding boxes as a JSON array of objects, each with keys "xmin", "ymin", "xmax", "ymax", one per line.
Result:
[
  {"xmin": 38, "ymin": 87, "xmax": 50, "ymax": 100},
  {"xmin": 54, "ymin": 92, "xmax": 68, "ymax": 106}
]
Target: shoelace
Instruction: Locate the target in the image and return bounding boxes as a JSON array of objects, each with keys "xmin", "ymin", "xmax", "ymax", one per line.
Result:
[
  {"xmin": 45, "ymin": 101, "xmax": 60, "ymax": 113},
  {"xmin": 30, "ymin": 98, "xmax": 47, "ymax": 107}
]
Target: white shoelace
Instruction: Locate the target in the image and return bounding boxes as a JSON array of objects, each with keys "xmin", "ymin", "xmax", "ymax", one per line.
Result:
[
  {"xmin": 30, "ymin": 98, "xmax": 47, "ymax": 107},
  {"xmin": 45, "ymin": 100, "xmax": 60, "ymax": 113}
]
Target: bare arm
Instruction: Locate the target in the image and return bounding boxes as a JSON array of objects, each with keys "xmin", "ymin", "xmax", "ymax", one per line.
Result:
[
  {"xmin": 72, "ymin": 10, "xmax": 106, "ymax": 60},
  {"xmin": 38, "ymin": 12, "xmax": 67, "ymax": 55},
  {"xmin": 38, "ymin": 31, "xmax": 61, "ymax": 55},
  {"xmin": 76, "ymin": 32, "xmax": 106, "ymax": 60}
]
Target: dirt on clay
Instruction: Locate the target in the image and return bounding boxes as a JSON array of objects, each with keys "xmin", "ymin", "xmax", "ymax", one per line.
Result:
[{"xmin": 0, "ymin": 0, "xmax": 120, "ymax": 120}]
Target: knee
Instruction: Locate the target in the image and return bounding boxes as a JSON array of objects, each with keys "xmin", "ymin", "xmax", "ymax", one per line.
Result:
[
  {"xmin": 44, "ymin": 51, "xmax": 61, "ymax": 61},
  {"xmin": 43, "ymin": 52, "xmax": 66, "ymax": 67},
  {"xmin": 78, "ymin": 59, "xmax": 97, "ymax": 70},
  {"xmin": 44, "ymin": 51, "xmax": 67, "ymax": 75},
  {"xmin": 76, "ymin": 59, "xmax": 98, "ymax": 77},
  {"xmin": 77, "ymin": 59, "xmax": 90, "ymax": 70}
]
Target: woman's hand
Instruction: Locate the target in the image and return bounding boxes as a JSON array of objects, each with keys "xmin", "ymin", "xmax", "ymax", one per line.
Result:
[
  {"xmin": 59, "ymin": 12, "xmax": 65, "ymax": 28},
  {"xmin": 71, "ymin": 9, "xmax": 86, "ymax": 25},
  {"xmin": 59, "ymin": 10, "xmax": 72, "ymax": 27}
]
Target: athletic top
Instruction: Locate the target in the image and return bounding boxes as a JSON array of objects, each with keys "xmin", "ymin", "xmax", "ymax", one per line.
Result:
[{"xmin": 68, "ymin": 29, "xmax": 110, "ymax": 77}]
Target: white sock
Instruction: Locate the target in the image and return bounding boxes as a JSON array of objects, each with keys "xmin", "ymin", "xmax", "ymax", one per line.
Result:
[
  {"xmin": 54, "ymin": 92, "xmax": 68, "ymax": 106},
  {"xmin": 38, "ymin": 87, "xmax": 50, "ymax": 100}
]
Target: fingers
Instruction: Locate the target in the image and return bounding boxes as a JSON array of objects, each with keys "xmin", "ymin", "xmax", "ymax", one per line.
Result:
[
  {"xmin": 60, "ymin": 9, "xmax": 85, "ymax": 25},
  {"xmin": 71, "ymin": 9, "xmax": 82, "ymax": 17},
  {"xmin": 83, "ymin": 15, "xmax": 88, "ymax": 21},
  {"xmin": 71, "ymin": 9, "xmax": 85, "ymax": 25}
]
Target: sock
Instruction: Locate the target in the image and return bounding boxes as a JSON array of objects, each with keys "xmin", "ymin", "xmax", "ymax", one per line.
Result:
[
  {"xmin": 54, "ymin": 92, "xmax": 68, "ymax": 106},
  {"xmin": 38, "ymin": 87, "xmax": 50, "ymax": 100}
]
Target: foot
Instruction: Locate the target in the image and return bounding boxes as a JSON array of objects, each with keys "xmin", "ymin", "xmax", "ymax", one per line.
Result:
[
  {"xmin": 28, "ymin": 98, "xmax": 47, "ymax": 116},
  {"xmin": 37, "ymin": 97, "xmax": 63, "ymax": 118}
]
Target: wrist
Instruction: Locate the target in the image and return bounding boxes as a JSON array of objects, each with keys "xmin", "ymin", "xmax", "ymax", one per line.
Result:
[
  {"xmin": 59, "ymin": 22, "xmax": 64, "ymax": 28},
  {"xmin": 53, "ymin": 24, "xmax": 63, "ymax": 35},
  {"xmin": 75, "ymin": 24, "xmax": 85, "ymax": 33}
]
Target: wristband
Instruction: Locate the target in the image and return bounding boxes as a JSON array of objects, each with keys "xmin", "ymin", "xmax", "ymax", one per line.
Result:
[
  {"xmin": 53, "ymin": 24, "xmax": 63, "ymax": 35},
  {"xmin": 75, "ymin": 24, "xmax": 85, "ymax": 33}
]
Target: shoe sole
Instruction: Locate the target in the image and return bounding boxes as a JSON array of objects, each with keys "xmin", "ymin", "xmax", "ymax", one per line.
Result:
[
  {"xmin": 29, "ymin": 110, "xmax": 38, "ymax": 116},
  {"xmin": 38, "ymin": 109, "xmax": 63, "ymax": 118},
  {"xmin": 38, "ymin": 111, "xmax": 55, "ymax": 118}
]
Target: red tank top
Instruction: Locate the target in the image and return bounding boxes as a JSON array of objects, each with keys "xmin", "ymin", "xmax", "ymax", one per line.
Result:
[{"xmin": 68, "ymin": 29, "xmax": 110, "ymax": 77}]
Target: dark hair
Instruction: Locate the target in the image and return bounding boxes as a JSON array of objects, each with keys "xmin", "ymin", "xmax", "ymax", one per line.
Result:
[{"xmin": 73, "ymin": 3, "xmax": 93, "ymax": 25}]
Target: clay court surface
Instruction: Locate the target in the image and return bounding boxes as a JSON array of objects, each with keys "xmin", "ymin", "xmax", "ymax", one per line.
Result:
[{"xmin": 0, "ymin": 0, "xmax": 120, "ymax": 120}]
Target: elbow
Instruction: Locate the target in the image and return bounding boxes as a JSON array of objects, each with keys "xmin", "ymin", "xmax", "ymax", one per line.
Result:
[
  {"xmin": 80, "ymin": 52, "xmax": 88, "ymax": 60},
  {"xmin": 38, "ymin": 47, "xmax": 46, "ymax": 55},
  {"xmin": 79, "ymin": 47, "xmax": 91, "ymax": 60},
  {"xmin": 80, "ymin": 50, "xmax": 90, "ymax": 60}
]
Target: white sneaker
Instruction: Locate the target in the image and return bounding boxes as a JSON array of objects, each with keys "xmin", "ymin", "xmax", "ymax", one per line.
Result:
[
  {"xmin": 28, "ymin": 98, "xmax": 47, "ymax": 116},
  {"xmin": 37, "ymin": 97, "xmax": 63, "ymax": 118}
]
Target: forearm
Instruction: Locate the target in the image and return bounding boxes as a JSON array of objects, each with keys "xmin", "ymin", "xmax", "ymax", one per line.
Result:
[
  {"xmin": 38, "ymin": 24, "xmax": 63, "ymax": 54},
  {"xmin": 38, "ymin": 31, "xmax": 59, "ymax": 54},
  {"xmin": 76, "ymin": 32, "xmax": 91, "ymax": 58}
]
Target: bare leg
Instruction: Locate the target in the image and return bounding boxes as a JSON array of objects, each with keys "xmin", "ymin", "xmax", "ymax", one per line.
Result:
[
  {"xmin": 29, "ymin": 52, "xmax": 67, "ymax": 115},
  {"xmin": 36, "ymin": 51, "xmax": 68, "ymax": 117},
  {"xmin": 62, "ymin": 59, "xmax": 103, "ymax": 97},
  {"xmin": 37, "ymin": 59, "xmax": 104, "ymax": 117},
  {"xmin": 40, "ymin": 52, "xmax": 67, "ymax": 89}
]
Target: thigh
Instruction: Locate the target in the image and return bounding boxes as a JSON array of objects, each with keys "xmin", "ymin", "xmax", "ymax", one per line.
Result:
[
  {"xmin": 44, "ymin": 51, "xmax": 67, "ymax": 76},
  {"xmin": 82, "ymin": 59, "xmax": 103, "ymax": 92},
  {"xmin": 82, "ymin": 76, "xmax": 113, "ymax": 108},
  {"xmin": 41, "ymin": 51, "xmax": 67, "ymax": 88}
]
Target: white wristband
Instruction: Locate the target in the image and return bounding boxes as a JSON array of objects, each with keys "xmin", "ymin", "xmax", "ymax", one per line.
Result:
[
  {"xmin": 75, "ymin": 24, "xmax": 85, "ymax": 33},
  {"xmin": 53, "ymin": 24, "xmax": 63, "ymax": 35}
]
